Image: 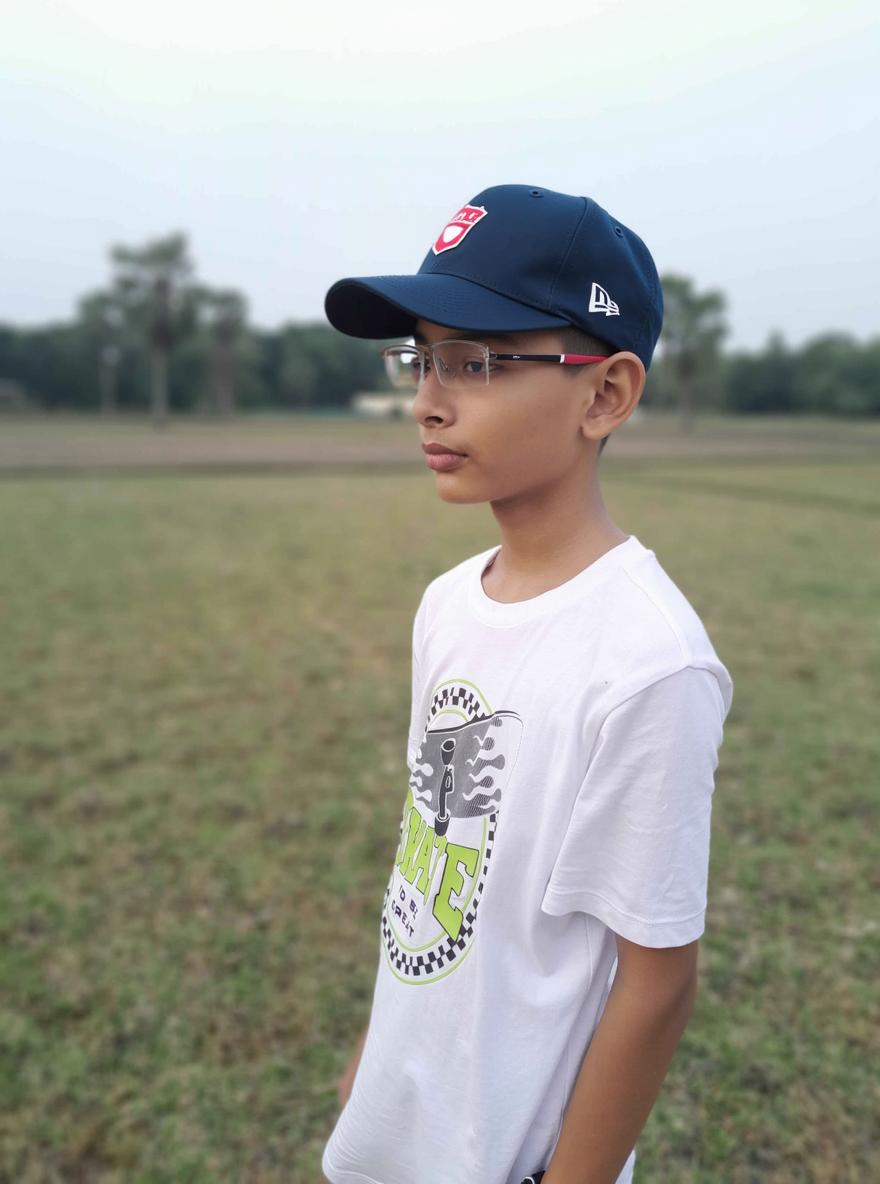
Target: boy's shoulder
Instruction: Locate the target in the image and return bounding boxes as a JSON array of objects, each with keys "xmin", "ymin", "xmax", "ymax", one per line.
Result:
[
  {"xmin": 417, "ymin": 535, "xmax": 700, "ymax": 633},
  {"xmin": 595, "ymin": 543, "xmax": 733, "ymax": 714},
  {"xmin": 414, "ymin": 536, "xmax": 733, "ymax": 718}
]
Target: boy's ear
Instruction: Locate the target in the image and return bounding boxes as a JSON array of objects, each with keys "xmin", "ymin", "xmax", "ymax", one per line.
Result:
[{"xmin": 581, "ymin": 351, "xmax": 645, "ymax": 438}]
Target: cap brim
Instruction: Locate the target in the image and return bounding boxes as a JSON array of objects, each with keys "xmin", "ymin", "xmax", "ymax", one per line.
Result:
[{"xmin": 324, "ymin": 273, "xmax": 571, "ymax": 339}]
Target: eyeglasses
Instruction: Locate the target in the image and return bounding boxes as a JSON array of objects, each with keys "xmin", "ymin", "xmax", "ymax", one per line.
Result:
[{"xmin": 381, "ymin": 339, "xmax": 610, "ymax": 389}]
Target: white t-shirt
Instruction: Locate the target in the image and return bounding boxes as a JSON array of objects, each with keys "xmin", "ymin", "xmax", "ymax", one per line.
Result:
[{"xmin": 322, "ymin": 533, "xmax": 733, "ymax": 1184}]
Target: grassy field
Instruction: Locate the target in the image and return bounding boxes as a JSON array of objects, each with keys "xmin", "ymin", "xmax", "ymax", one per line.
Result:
[{"xmin": 1, "ymin": 415, "xmax": 878, "ymax": 1182}]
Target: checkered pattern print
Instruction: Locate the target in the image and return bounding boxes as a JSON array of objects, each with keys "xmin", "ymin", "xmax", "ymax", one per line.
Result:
[{"xmin": 427, "ymin": 684, "xmax": 484, "ymax": 725}]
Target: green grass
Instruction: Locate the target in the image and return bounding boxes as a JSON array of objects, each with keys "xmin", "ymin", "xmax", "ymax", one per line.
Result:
[{"xmin": 1, "ymin": 441, "xmax": 878, "ymax": 1182}]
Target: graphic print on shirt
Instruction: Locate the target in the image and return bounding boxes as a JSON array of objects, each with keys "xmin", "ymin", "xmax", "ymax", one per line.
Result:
[{"xmin": 382, "ymin": 678, "xmax": 523, "ymax": 984}]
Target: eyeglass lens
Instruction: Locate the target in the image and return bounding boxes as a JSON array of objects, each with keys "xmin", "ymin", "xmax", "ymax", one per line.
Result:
[{"xmin": 384, "ymin": 341, "xmax": 490, "ymax": 388}]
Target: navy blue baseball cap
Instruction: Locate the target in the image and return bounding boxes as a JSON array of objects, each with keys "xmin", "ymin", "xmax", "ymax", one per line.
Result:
[{"xmin": 324, "ymin": 183, "xmax": 664, "ymax": 370}]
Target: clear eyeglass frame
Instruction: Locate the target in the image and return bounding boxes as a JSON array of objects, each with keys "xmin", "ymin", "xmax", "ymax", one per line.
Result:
[{"xmin": 381, "ymin": 339, "xmax": 610, "ymax": 389}]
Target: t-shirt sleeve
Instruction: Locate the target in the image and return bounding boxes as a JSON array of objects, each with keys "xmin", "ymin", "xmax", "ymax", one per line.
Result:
[{"xmin": 540, "ymin": 664, "xmax": 728, "ymax": 948}]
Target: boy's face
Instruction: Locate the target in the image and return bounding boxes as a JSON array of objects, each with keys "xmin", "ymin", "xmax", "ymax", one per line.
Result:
[{"xmin": 411, "ymin": 318, "xmax": 613, "ymax": 506}]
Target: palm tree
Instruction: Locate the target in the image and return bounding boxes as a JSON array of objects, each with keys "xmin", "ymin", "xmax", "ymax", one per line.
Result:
[
  {"xmin": 110, "ymin": 233, "xmax": 199, "ymax": 428},
  {"xmin": 659, "ymin": 273, "xmax": 728, "ymax": 431},
  {"xmin": 195, "ymin": 287, "xmax": 248, "ymax": 417}
]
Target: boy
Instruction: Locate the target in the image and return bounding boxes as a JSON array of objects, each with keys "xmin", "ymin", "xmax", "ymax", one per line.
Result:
[{"xmin": 320, "ymin": 184, "xmax": 734, "ymax": 1184}]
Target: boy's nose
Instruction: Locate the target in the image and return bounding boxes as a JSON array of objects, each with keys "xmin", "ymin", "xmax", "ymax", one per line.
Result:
[{"xmin": 410, "ymin": 364, "xmax": 452, "ymax": 422}]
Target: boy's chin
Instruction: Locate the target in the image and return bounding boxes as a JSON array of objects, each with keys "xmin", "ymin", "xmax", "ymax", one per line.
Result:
[
  {"xmin": 434, "ymin": 485, "xmax": 488, "ymax": 505},
  {"xmin": 432, "ymin": 471, "xmax": 536, "ymax": 507},
  {"xmin": 429, "ymin": 465, "xmax": 480, "ymax": 504}
]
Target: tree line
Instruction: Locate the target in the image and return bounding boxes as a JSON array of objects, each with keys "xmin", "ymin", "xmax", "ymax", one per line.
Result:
[{"xmin": 0, "ymin": 233, "xmax": 877, "ymax": 423}]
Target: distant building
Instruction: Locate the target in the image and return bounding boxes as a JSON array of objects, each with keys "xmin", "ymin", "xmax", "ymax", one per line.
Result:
[{"xmin": 350, "ymin": 391, "xmax": 415, "ymax": 419}]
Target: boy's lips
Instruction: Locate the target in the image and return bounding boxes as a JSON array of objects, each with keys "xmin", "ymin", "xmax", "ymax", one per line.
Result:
[
  {"xmin": 422, "ymin": 443, "xmax": 468, "ymax": 456},
  {"xmin": 424, "ymin": 450, "xmax": 469, "ymax": 472}
]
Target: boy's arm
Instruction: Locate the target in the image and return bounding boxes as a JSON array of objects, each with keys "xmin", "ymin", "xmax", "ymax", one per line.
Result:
[{"xmin": 542, "ymin": 935, "xmax": 699, "ymax": 1184}]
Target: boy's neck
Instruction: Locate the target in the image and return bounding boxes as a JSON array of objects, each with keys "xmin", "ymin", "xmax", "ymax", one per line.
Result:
[{"xmin": 481, "ymin": 512, "xmax": 629, "ymax": 605}]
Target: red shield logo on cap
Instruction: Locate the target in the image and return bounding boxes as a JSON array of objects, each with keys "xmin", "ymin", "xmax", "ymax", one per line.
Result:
[{"xmin": 432, "ymin": 204, "xmax": 488, "ymax": 255}]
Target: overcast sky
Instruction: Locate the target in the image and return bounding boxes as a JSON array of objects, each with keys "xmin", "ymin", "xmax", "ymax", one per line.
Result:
[{"xmin": 2, "ymin": 0, "xmax": 878, "ymax": 350}]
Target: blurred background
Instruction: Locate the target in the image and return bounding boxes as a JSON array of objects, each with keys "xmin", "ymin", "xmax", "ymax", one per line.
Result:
[{"xmin": 1, "ymin": 2, "xmax": 878, "ymax": 1182}]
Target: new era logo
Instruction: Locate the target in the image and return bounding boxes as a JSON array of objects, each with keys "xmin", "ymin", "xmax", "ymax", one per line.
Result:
[{"xmin": 589, "ymin": 282, "xmax": 620, "ymax": 317}]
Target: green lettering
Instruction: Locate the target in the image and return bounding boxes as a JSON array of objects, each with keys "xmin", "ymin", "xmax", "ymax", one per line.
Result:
[
  {"xmin": 397, "ymin": 799, "xmax": 424, "ymax": 876},
  {"xmin": 432, "ymin": 842, "xmax": 479, "ymax": 941},
  {"xmin": 423, "ymin": 834, "xmax": 448, "ymax": 903},
  {"xmin": 401, "ymin": 815, "xmax": 427, "ymax": 884},
  {"xmin": 410, "ymin": 827, "xmax": 435, "ymax": 895}
]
